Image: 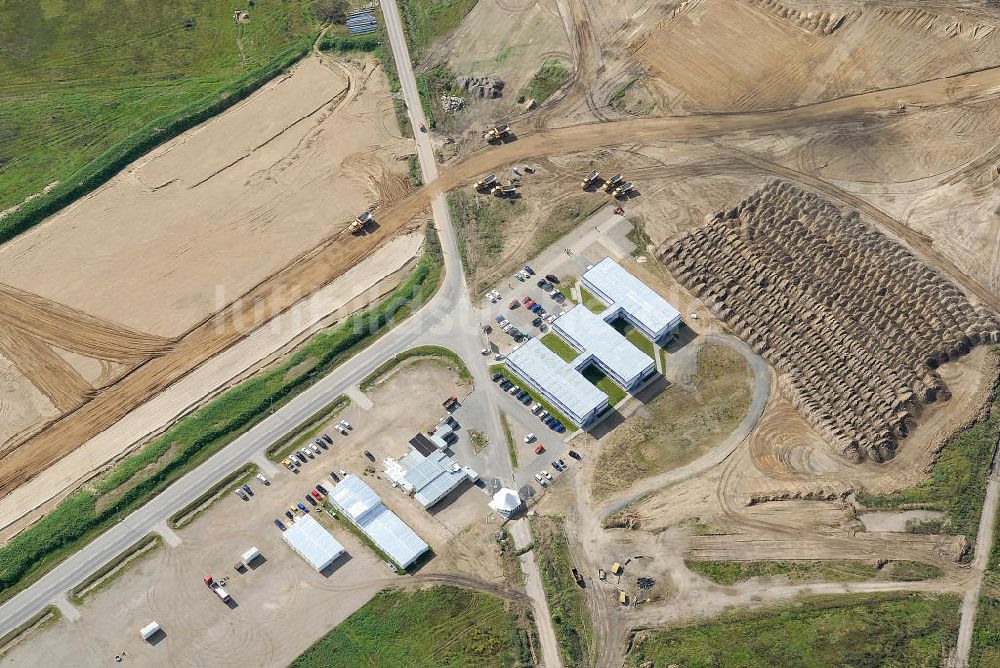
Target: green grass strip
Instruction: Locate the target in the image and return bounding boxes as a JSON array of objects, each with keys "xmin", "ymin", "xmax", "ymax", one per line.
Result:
[
  {"xmin": 169, "ymin": 463, "xmax": 258, "ymax": 529},
  {"xmin": 359, "ymin": 345, "xmax": 471, "ymax": 392}
]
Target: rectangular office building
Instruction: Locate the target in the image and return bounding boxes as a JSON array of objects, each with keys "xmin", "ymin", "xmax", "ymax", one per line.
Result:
[
  {"xmin": 552, "ymin": 305, "xmax": 655, "ymax": 391},
  {"xmin": 504, "ymin": 338, "xmax": 609, "ymax": 427},
  {"xmin": 582, "ymin": 257, "xmax": 682, "ymax": 343}
]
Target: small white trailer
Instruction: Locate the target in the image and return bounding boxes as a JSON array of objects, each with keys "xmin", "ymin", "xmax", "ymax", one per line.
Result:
[{"xmin": 139, "ymin": 621, "xmax": 161, "ymax": 641}]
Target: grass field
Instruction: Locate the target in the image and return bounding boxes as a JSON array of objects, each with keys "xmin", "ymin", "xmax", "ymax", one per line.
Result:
[
  {"xmin": 685, "ymin": 559, "xmax": 943, "ymax": 585},
  {"xmin": 626, "ymin": 592, "xmax": 960, "ymax": 667},
  {"xmin": 858, "ymin": 358, "xmax": 1000, "ymax": 550},
  {"xmin": 399, "ymin": 0, "xmax": 479, "ymax": 59},
  {"xmin": 520, "ymin": 60, "xmax": 570, "ymax": 104},
  {"xmin": 539, "ymin": 334, "xmax": 579, "ymax": 363},
  {"xmin": 0, "ymin": 225, "xmax": 443, "ymax": 604},
  {"xmin": 581, "ymin": 365, "xmax": 626, "ymax": 407},
  {"xmin": 530, "ymin": 515, "xmax": 593, "ymax": 666},
  {"xmin": 290, "ymin": 586, "xmax": 532, "ymax": 667},
  {"xmin": 592, "ymin": 344, "xmax": 752, "ymax": 499},
  {"xmin": 449, "ymin": 190, "xmax": 526, "ymax": 296},
  {"xmin": 579, "ymin": 286, "xmax": 606, "ymax": 314},
  {"xmin": 0, "ymin": 1, "xmax": 320, "ymax": 241}
]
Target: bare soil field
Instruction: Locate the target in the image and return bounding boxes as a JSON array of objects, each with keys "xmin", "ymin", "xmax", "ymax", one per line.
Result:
[
  {"xmin": 631, "ymin": 1, "xmax": 1000, "ymax": 113},
  {"xmin": 0, "ymin": 53, "xmax": 423, "ymax": 503}
]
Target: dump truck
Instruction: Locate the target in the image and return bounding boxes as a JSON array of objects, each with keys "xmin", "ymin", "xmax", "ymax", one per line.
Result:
[
  {"xmin": 204, "ymin": 575, "xmax": 232, "ymax": 603},
  {"xmin": 618, "ymin": 589, "xmax": 628, "ymax": 605},
  {"xmin": 572, "ymin": 567, "xmax": 585, "ymax": 587},
  {"xmin": 610, "ymin": 562, "xmax": 624, "ymax": 576},
  {"xmin": 492, "ymin": 184, "xmax": 516, "ymax": 197},
  {"xmin": 475, "ymin": 174, "xmax": 498, "ymax": 190},
  {"xmin": 612, "ymin": 182, "xmax": 634, "ymax": 198},
  {"xmin": 348, "ymin": 210, "xmax": 372, "ymax": 234},
  {"xmin": 602, "ymin": 173, "xmax": 623, "ymax": 192},
  {"xmin": 581, "ymin": 170, "xmax": 599, "ymax": 189},
  {"xmin": 483, "ymin": 123, "xmax": 510, "ymax": 143}
]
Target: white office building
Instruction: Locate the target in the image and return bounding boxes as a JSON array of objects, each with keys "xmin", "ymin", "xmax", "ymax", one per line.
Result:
[
  {"xmin": 281, "ymin": 514, "xmax": 345, "ymax": 572},
  {"xmin": 552, "ymin": 305, "xmax": 655, "ymax": 391},
  {"xmin": 504, "ymin": 338, "xmax": 609, "ymax": 427},
  {"xmin": 581, "ymin": 257, "xmax": 682, "ymax": 343},
  {"xmin": 328, "ymin": 475, "xmax": 429, "ymax": 569}
]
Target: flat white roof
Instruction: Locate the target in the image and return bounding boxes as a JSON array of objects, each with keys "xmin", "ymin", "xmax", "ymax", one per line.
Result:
[
  {"xmin": 554, "ymin": 306, "xmax": 653, "ymax": 384},
  {"xmin": 583, "ymin": 257, "xmax": 681, "ymax": 335},
  {"xmin": 505, "ymin": 338, "xmax": 607, "ymax": 420},
  {"xmin": 329, "ymin": 475, "xmax": 429, "ymax": 569},
  {"xmin": 399, "ymin": 450, "xmax": 470, "ymax": 509},
  {"xmin": 281, "ymin": 514, "xmax": 345, "ymax": 572}
]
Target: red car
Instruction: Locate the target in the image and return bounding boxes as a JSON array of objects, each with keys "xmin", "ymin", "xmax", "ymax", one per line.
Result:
[
  {"xmin": 509, "ymin": 300, "xmax": 520, "ymax": 309},
  {"xmin": 523, "ymin": 298, "xmax": 535, "ymax": 308},
  {"xmin": 534, "ymin": 444, "xmax": 545, "ymax": 454},
  {"xmin": 311, "ymin": 490, "xmax": 323, "ymax": 501}
]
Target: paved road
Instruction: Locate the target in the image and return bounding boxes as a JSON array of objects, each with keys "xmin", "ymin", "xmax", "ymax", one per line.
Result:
[{"xmin": 0, "ymin": 7, "xmax": 514, "ymax": 639}]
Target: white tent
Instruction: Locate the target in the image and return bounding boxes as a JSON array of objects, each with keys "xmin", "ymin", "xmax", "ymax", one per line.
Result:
[{"xmin": 489, "ymin": 488, "xmax": 521, "ymax": 518}]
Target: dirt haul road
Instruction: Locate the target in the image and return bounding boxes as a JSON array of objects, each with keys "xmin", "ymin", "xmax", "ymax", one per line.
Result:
[{"xmin": 3, "ymin": 64, "xmax": 999, "ymax": 501}]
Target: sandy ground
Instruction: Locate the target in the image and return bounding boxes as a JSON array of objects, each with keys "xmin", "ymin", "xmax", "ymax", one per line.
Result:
[
  {"xmin": 0, "ymin": 56, "xmax": 409, "ymax": 337},
  {"xmin": 2, "ymin": 361, "xmax": 516, "ymax": 667},
  {"xmin": 0, "ymin": 231, "xmax": 422, "ymax": 538},
  {"xmin": 0, "ymin": 353, "xmax": 57, "ymax": 447},
  {"xmin": 0, "ymin": 51, "xmax": 425, "ymax": 502}
]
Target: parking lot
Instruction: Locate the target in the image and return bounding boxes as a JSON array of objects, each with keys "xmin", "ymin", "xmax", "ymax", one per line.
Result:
[{"xmin": 2, "ymin": 362, "xmax": 495, "ymax": 667}]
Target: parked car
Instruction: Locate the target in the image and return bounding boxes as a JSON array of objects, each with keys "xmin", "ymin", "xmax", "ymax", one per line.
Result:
[
  {"xmin": 539, "ymin": 411, "xmax": 549, "ymax": 420},
  {"xmin": 309, "ymin": 444, "xmax": 321, "ymax": 455},
  {"xmin": 543, "ymin": 470, "xmax": 553, "ymax": 481},
  {"xmin": 256, "ymin": 473, "xmax": 270, "ymax": 485},
  {"xmin": 530, "ymin": 303, "xmax": 542, "ymax": 313},
  {"xmin": 516, "ymin": 390, "xmax": 528, "ymax": 400},
  {"xmin": 305, "ymin": 495, "xmax": 317, "ymax": 506},
  {"xmin": 534, "ymin": 444, "xmax": 545, "ymax": 454},
  {"xmin": 502, "ymin": 323, "xmax": 512, "ymax": 333},
  {"xmin": 316, "ymin": 483, "xmax": 329, "ymax": 495},
  {"xmin": 236, "ymin": 489, "xmax": 248, "ymax": 501},
  {"xmin": 555, "ymin": 424, "xmax": 566, "ymax": 433},
  {"xmin": 297, "ymin": 502, "xmax": 309, "ymax": 513},
  {"xmin": 508, "ymin": 385, "xmax": 520, "ymax": 395},
  {"xmin": 290, "ymin": 505, "xmax": 300, "ymax": 516},
  {"xmin": 520, "ymin": 395, "xmax": 532, "ymax": 405},
  {"xmin": 330, "ymin": 471, "xmax": 340, "ymax": 482},
  {"xmin": 531, "ymin": 404, "xmax": 542, "ymax": 414},
  {"xmin": 481, "ymin": 348, "xmax": 490, "ymax": 355},
  {"xmin": 534, "ymin": 473, "xmax": 547, "ymax": 486},
  {"xmin": 336, "ymin": 424, "xmax": 348, "ymax": 435},
  {"xmin": 285, "ymin": 510, "xmax": 295, "ymax": 520},
  {"xmin": 514, "ymin": 273, "xmax": 525, "ymax": 282},
  {"xmin": 552, "ymin": 460, "xmax": 562, "ymax": 471},
  {"xmin": 536, "ymin": 279, "xmax": 549, "ymax": 288},
  {"xmin": 494, "ymin": 353, "xmax": 504, "ymax": 361},
  {"xmin": 311, "ymin": 490, "xmax": 323, "ymax": 501},
  {"xmin": 568, "ymin": 450, "xmax": 581, "ymax": 460},
  {"xmin": 509, "ymin": 300, "xmax": 520, "ymax": 309},
  {"xmin": 557, "ymin": 459, "xmax": 567, "ymax": 469},
  {"xmin": 524, "ymin": 433, "xmax": 536, "ymax": 443},
  {"xmin": 492, "ymin": 372, "xmax": 502, "ymax": 382},
  {"xmin": 545, "ymin": 274, "xmax": 559, "ymax": 283},
  {"xmin": 495, "ymin": 314, "xmax": 505, "ymax": 323},
  {"xmin": 524, "ymin": 264, "xmax": 535, "ymax": 275},
  {"xmin": 282, "ymin": 459, "xmax": 295, "ymax": 470},
  {"xmin": 274, "ymin": 519, "xmax": 286, "ymax": 530},
  {"xmin": 300, "ymin": 448, "xmax": 313, "ymax": 460},
  {"xmin": 532, "ymin": 317, "xmax": 542, "ymax": 327},
  {"xmin": 363, "ymin": 449, "xmax": 375, "ymax": 461},
  {"xmin": 323, "ymin": 432, "xmax": 334, "ymax": 444},
  {"xmin": 523, "ymin": 297, "xmax": 535, "ymax": 308},
  {"xmin": 500, "ymin": 380, "xmax": 512, "ymax": 390},
  {"xmin": 242, "ymin": 483, "xmax": 253, "ymax": 496},
  {"xmin": 340, "ymin": 420, "xmax": 352, "ymax": 430}
]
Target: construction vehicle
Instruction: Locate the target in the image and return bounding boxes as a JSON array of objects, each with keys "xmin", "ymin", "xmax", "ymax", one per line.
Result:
[
  {"xmin": 483, "ymin": 123, "xmax": 510, "ymax": 143},
  {"xmin": 204, "ymin": 575, "xmax": 232, "ymax": 603},
  {"xmin": 475, "ymin": 174, "xmax": 498, "ymax": 190},
  {"xmin": 602, "ymin": 173, "xmax": 623, "ymax": 192},
  {"xmin": 612, "ymin": 182, "xmax": 634, "ymax": 198},
  {"xmin": 598, "ymin": 569, "xmax": 607, "ymax": 581},
  {"xmin": 611, "ymin": 562, "xmax": 624, "ymax": 576},
  {"xmin": 348, "ymin": 210, "xmax": 372, "ymax": 234},
  {"xmin": 581, "ymin": 170, "xmax": 599, "ymax": 189},
  {"xmin": 618, "ymin": 589, "xmax": 628, "ymax": 605},
  {"xmin": 572, "ymin": 568, "xmax": 585, "ymax": 588},
  {"xmin": 492, "ymin": 184, "xmax": 516, "ymax": 197}
]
